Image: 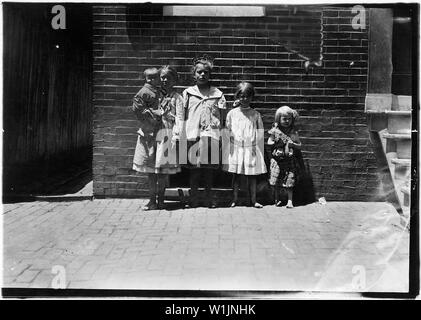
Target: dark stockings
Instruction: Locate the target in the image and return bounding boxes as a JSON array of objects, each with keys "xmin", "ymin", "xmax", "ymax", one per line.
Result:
[
  {"xmin": 272, "ymin": 185, "xmax": 280, "ymax": 204},
  {"xmin": 271, "ymin": 185, "xmax": 293, "ymax": 207},
  {"xmin": 147, "ymin": 173, "xmax": 157, "ymax": 204},
  {"xmin": 189, "ymin": 168, "xmax": 215, "ymax": 207},
  {"xmin": 157, "ymin": 174, "xmax": 167, "ymax": 207},
  {"xmin": 232, "ymin": 174, "xmax": 258, "ymax": 206},
  {"xmin": 147, "ymin": 173, "xmax": 167, "ymax": 208}
]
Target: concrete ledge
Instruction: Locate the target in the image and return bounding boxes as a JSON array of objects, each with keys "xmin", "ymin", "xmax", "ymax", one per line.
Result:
[
  {"xmin": 367, "ymin": 113, "xmax": 388, "ymax": 131},
  {"xmin": 391, "ymin": 158, "xmax": 411, "ymax": 166},
  {"xmin": 365, "ymin": 94, "xmax": 412, "ymax": 113},
  {"xmin": 383, "ymin": 133, "xmax": 411, "ymax": 140},
  {"xmin": 366, "ymin": 110, "xmax": 411, "ymax": 115},
  {"xmin": 392, "ymin": 95, "xmax": 412, "ymax": 111},
  {"xmin": 365, "ymin": 93, "xmax": 393, "ymax": 112}
]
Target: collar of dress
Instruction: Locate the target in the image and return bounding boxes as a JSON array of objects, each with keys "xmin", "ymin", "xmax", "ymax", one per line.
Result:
[{"xmin": 185, "ymin": 85, "xmax": 223, "ymax": 100}]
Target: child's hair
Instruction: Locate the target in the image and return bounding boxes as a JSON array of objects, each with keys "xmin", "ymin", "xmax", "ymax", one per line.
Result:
[
  {"xmin": 274, "ymin": 106, "xmax": 299, "ymax": 127},
  {"xmin": 191, "ymin": 54, "xmax": 214, "ymax": 74},
  {"xmin": 143, "ymin": 67, "xmax": 159, "ymax": 81},
  {"xmin": 234, "ymin": 82, "xmax": 255, "ymax": 100},
  {"xmin": 159, "ymin": 65, "xmax": 178, "ymax": 81}
]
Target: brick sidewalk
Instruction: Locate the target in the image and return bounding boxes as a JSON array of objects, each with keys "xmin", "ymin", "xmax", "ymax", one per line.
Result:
[{"xmin": 2, "ymin": 199, "xmax": 409, "ymax": 293}]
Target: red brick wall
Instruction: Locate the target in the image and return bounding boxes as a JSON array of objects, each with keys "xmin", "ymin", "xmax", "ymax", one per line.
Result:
[{"xmin": 93, "ymin": 4, "xmax": 381, "ymax": 201}]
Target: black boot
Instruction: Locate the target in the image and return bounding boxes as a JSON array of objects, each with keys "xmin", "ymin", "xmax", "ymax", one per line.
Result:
[
  {"xmin": 189, "ymin": 169, "xmax": 200, "ymax": 208},
  {"xmin": 157, "ymin": 192, "xmax": 165, "ymax": 210},
  {"xmin": 143, "ymin": 174, "xmax": 158, "ymax": 211},
  {"xmin": 142, "ymin": 197, "xmax": 157, "ymax": 210},
  {"xmin": 157, "ymin": 175, "xmax": 166, "ymax": 210}
]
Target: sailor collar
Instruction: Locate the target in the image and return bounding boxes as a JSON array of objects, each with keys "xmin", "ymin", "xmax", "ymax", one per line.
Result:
[{"xmin": 185, "ymin": 85, "xmax": 223, "ymax": 99}]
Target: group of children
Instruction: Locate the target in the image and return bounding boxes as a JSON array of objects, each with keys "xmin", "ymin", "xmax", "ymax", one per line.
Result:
[{"xmin": 132, "ymin": 56, "xmax": 301, "ymax": 210}]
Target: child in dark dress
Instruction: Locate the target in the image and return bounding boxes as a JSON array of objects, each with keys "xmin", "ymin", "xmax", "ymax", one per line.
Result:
[
  {"xmin": 267, "ymin": 106, "xmax": 302, "ymax": 208},
  {"xmin": 132, "ymin": 67, "xmax": 162, "ymax": 139}
]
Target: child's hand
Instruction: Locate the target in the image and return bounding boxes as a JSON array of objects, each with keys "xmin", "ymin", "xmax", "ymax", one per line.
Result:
[
  {"xmin": 142, "ymin": 109, "xmax": 153, "ymax": 116},
  {"xmin": 273, "ymin": 149, "xmax": 283, "ymax": 157},
  {"xmin": 150, "ymin": 109, "xmax": 163, "ymax": 116},
  {"xmin": 171, "ymin": 136, "xmax": 178, "ymax": 148},
  {"xmin": 285, "ymin": 142, "xmax": 294, "ymax": 157},
  {"xmin": 166, "ymin": 112, "xmax": 176, "ymax": 120},
  {"xmin": 286, "ymin": 143, "xmax": 292, "ymax": 156}
]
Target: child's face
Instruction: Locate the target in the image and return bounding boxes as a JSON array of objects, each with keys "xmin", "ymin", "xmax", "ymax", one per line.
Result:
[
  {"xmin": 160, "ymin": 71, "xmax": 176, "ymax": 91},
  {"xmin": 194, "ymin": 63, "xmax": 210, "ymax": 85},
  {"xmin": 147, "ymin": 75, "xmax": 160, "ymax": 87},
  {"xmin": 236, "ymin": 93, "xmax": 252, "ymax": 108},
  {"xmin": 279, "ymin": 115, "xmax": 292, "ymax": 128}
]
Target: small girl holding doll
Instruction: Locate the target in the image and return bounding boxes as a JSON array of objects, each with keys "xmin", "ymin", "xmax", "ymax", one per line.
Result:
[
  {"xmin": 223, "ymin": 82, "xmax": 267, "ymax": 208},
  {"xmin": 267, "ymin": 106, "xmax": 302, "ymax": 208}
]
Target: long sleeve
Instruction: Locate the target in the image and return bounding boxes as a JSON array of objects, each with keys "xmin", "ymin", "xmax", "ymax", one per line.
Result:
[
  {"xmin": 218, "ymin": 94, "xmax": 228, "ymax": 128},
  {"xmin": 182, "ymin": 89, "xmax": 189, "ymax": 120},
  {"xmin": 290, "ymin": 130, "xmax": 302, "ymax": 149},
  {"xmin": 172, "ymin": 93, "xmax": 185, "ymax": 140},
  {"xmin": 175, "ymin": 94, "xmax": 185, "ymax": 124},
  {"xmin": 225, "ymin": 109, "xmax": 232, "ymax": 131},
  {"xmin": 256, "ymin": 112, "xmax": 264, "ymax": 145},
  {"xmin": 267, "ymin": 126, "xmax": 276, "ymax": 145},
  {"xmin": 132, "ymin": 92, "xmax": 147, "ymax": 120},
  {"xmin": 218, "ymin": 94, "xmax": 227, "ymax": 110},
  {"xmin": 132, "ymin": 87, "xmax": 161, "ymax": 120}
]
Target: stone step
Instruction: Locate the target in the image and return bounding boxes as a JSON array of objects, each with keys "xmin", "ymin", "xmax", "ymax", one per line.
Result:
[
  {"xmin": 387, "ymin": 112, "xmax": 412, "ymax": 134},
  {"xmin": 391, "ymin": 158, "xmax": 411, "ymax": 180},
  {"xmin": 391, "ymin": 158, "xmax": 411, "ymax": 166},
  {"xmin": 392, "ymin": 95, "xmax": 412, "ymax": 111},
  {"xmin": 366, "ymin": 110, "xmax": 411, "ymax": 115},
  {"xmin": 383, "ymin": 133, "xmax": 412, "ymax": 140},
  {"xmin": 365, "ymin": 110, "xmax": 411, "ymax": 133},
  {"xmin": 394, "ymin": 167, "xmax": 410, "ymax": 181},
  {"xmin": 386, "ymin": 110, "xmax": 412, "ymax": 115},
  {"xmin": 400, "ymin": 207, "xmax": 411, "ymax": 230},
  {"xmin": 401, "ymin": 186, "xmax": 410, "ymax": 207},
  {"xmin": 165, "ymin": 187, "xmax": 234, "ymax": 205},
  {"xmin": 383, "ymin": 133, "xmax": 411, "ymax": 158},
  {"xmin": 165, "ymin": 186, "xmax": 281, "ymax": 207}
]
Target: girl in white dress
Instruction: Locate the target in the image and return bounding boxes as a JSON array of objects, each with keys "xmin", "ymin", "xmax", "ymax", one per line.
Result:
[{"xmin": 223, "ymin": 82, "xmax": 267, "ymax": 208}]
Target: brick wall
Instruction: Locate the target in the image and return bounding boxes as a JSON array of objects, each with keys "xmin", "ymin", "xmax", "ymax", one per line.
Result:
[{"xmin": 93, "ymin": 4, "xmax": 382, "ymax": 201}]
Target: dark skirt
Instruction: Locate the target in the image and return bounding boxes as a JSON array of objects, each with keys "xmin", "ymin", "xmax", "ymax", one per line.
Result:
[
  {"xmin": 269, "ymin": 156, "xmax": 300, "ymax": 188},
  {"xmin": 181, "ymin": 136, "xmax": 221, "ymax": 169}
]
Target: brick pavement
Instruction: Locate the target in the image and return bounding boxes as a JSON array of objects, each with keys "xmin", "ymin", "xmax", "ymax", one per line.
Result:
[{"xmin": 2, "ymin": 199, "xmax": 409, "ymax": 293}]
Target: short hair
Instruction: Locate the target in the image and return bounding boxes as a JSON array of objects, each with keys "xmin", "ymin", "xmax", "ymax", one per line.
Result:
[
  {"xmin": 274, "ymin": 106, "xmax": 299, "ymax": 125},
  {"xmin": 143, "ymin": 67, "xmax": 159, "ymax": 80},
  {"xmin": 191, "ymin": 54, "xmax": 214, "ymax": 74},
  {"xmin": 234, "ymin": 82, "xmax": 255, "ymax": 99},
  {"xmin": 159, "ymin": 65, "xmax": 178, "ymax": 81}
]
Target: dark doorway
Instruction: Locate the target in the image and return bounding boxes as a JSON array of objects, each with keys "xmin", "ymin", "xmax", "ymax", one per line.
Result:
[{"xmin": 2, "ymin": 3, "xmax": 93, "ymax": 202}]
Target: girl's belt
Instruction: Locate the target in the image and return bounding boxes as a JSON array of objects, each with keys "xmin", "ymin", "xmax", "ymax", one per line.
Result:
[{"xmin": 231, "ymin": 140, "xmax": 257, "ymax": 147}]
